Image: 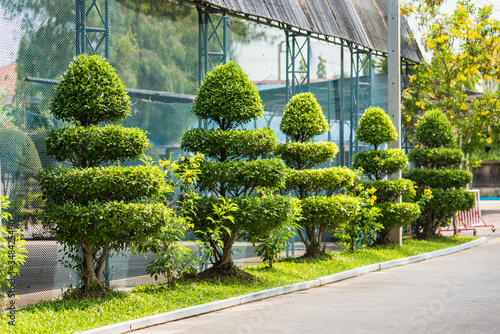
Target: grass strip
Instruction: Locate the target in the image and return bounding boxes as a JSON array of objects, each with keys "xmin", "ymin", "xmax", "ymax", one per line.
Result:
[{"xmin": 0, "ymin": 236, "xmax": 475, "ymax": 333}]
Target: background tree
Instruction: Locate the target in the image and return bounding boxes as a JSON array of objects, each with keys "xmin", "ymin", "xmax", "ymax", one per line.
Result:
[
  {"xmin": 180, "ymin": 60, "xmax": 296, "ymax": 274},
  {"xmin": 353, "ymin": 107, "xmax": 421, "ymax": 244},
  {"xmin": 38, "ymin": 54, "xmax": 174, "ymax": 295},
  {"xmin": 276, "ymin": 92, "xmax": 360, "ymax": 257},
  {"xmin": 404, "ymin": 109, "xmax": 475, "ymax": 237},
  {"xmin": 402, "ymin": 0, "xmax": 500, "ymax": 168}
]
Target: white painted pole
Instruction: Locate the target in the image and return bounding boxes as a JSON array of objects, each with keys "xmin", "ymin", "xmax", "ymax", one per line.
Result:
[{"xmin": 388, "ymin": 0, "xmax": 402, "ymax": 246}]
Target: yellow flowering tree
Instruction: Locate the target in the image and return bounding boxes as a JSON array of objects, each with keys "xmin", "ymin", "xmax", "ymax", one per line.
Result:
[{"xmin": 402, "ymin": 0, "xmax": 500, "ymax": 167}]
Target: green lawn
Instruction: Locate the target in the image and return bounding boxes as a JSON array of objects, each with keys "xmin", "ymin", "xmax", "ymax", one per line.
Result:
[{"xmin": 0, "ymin": 236, "xmax": 475, "ymax": 334}]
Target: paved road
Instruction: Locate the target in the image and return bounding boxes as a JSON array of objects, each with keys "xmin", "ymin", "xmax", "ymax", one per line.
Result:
[{"xmin": 134, "ymin": 237, "xmax": 500, "ymax": 334}]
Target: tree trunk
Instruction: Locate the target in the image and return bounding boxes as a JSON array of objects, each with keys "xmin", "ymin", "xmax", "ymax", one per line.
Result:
[
  {"xmin": 217, "ymin": 231, "xmax": 236, "ymax": 268},
  {"xmin": 81, "ymin": 240, "xmax": 105, "ymax": 294}
]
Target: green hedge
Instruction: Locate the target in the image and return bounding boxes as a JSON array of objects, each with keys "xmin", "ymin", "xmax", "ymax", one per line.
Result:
[
  {"xmin": 403, "ymin": 168, "xmax": 473, "ymax": 189},
  {"xmin": 39, "ymin": 165, "xmax": 169, "ymax": 205},
  {"xmin": 45, "ymin": 125, "xmax": 148, "ymax": 166},
  {"xmin": 362, "ymin": 179, "xmax": 415, "ymax": 203},
  {"xmin": 51, "ymin": 54, "xmax": 130, "ymax": 126},
  {"xmin": 275, "ymin": 142, "xmax": 338, "ymax": 169},
  {"xmin": 352, "ymin": 148, "xmax": 408, "ymax": 180},
  {"xmin": 197, "ymin": 158, "xmax": 287, "ymax": 196},
  {"xmin": 280, "ymin": 92, "xmax": 328, "ymax": 142},
  {"xmin": 408, "ymin": 148, "xmax": 463, "ymax": 169},
  {"xmin": 356, "ymin": 107, "xmax": 397, "ymax": 149},
  {"xmin": 180, "ymin": 128, "xmax": 277, "ymax": 160},
  {"xmin": 192, "ymin": 60, "xmax": 263, "ymax": 130},
  {"xmin": 285, "ymin": 167, "xmax": 358, "ymax": 197},
  {"xmin": 43, "ymin": 201, "xmax": 173, "ymax": 250},
  {"xmin": 300, "ymin": 195, "xmax": 360, "ymax": 231}
]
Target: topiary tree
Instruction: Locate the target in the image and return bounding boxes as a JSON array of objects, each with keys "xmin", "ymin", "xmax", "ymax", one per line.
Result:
[
  {"xmin": 403, "ymin": 109, "xmax": 475, "ymax": 237},
  {"xmin": 180, "ymin": 60, "xmax": 296, "ymax": 273},
  {"xmin": 276, "ymin": 92, "xmax": 360, "ymax": 257},
  {"xmin": 353, "ymin": 107, "xmax": 421, "ymax": 244},
  {"xmin": 38, "ymin": 54, "xmax": 174, "ymax": 295}
]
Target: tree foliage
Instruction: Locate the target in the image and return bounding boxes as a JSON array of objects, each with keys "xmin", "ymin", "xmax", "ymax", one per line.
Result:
[
  {"xmin": 277, "ymin": 93, "xmax": 358, "ymax": 257},
  {"xmin": 406, "ymin": 108, "xmax": 474, "ymax": 237},
  {"xmin": 40, "ymin": 55, "xmax": 172, "ymax": 296},
  {"xmin": 180, "ymin": 61, "xmax": 296, "ymax": 270},
  {"xmin": 402, "ymin": 0, "xmax": 500, "ymax": 166}
]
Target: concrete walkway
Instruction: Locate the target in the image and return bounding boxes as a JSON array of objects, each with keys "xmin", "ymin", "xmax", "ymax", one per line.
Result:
[{"xmin": 133, "ymin": 237, "xmax": 500, "ymax": 334}]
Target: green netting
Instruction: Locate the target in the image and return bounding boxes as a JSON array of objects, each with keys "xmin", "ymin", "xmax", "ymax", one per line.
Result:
[{"xmin": 0, "ymin": 0, "xmax": 396, "ymax": 305}]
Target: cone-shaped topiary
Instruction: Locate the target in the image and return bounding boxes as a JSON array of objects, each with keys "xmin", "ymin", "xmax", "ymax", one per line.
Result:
[
  {"xmin": 355, "ymin": 107, "xmax": 397, "ymax": 150},
  {"xmin": 39, "ymin": 54, "xmax": 173, "ymax": 296},
  {"xmin": 280, "ymin": 92, "xmax": 329, "ymax": 142},
  {"xmin": 276, "ymin": 92, "xmax": 359, "ymax": 257},
  {"xmin": 353, "ymin": 106, "xmax": 420, "ymax": 244},
  {"xmin": 181, "ymin": 61, "xmax": 296, "ymax": 272},
  {"xmin": 415, "ymin": 109, "xmax": 455, "ymax": 148},
  {"xmin": 51, "ymin": 54, "xmax": 130, "ymax": 127},
  {"xmin": 404, "ymin": 109, "xmax": 474, "ymax": 237},
  {"xmin": 192, "ymin": 60, "xmax": 263, "ymax": 130}
]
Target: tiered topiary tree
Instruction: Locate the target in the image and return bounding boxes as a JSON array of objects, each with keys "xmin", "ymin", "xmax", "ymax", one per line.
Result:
[
  {"xmin": 353, "ymin": 107, "xmax": 421, "ymax": 244},
  {"xmin": 38, "ymin": 54, "xmax": 173, "ymax": 295},
  {"xmin": 180, "ymin": 60, "xmax": 295, "ymax": 273},
  {"xmin": 276, "ymin": 92, "xmax": 360, "ymax": 257},
  {"xmin": 403, "ymin": 109, "xmax": 475, "ymax": 237}
]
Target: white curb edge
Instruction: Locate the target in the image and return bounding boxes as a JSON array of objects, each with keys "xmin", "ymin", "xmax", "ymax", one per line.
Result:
[{"xmin": 76, "ymin": 237, "xmax": 487, "ymax": 334}]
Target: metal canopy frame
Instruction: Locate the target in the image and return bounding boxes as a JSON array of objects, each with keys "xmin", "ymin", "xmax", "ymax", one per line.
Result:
[
  {"xmin": 75, "ymin": 0, "xmax": 110, "ymax": 58},
  {"xmin": 285, "ymin": 32, "xmax": 311, "ymax": 103},
  {"xmin": 197, "ymin": 7, "xmax": 228, "ymax": 84}
]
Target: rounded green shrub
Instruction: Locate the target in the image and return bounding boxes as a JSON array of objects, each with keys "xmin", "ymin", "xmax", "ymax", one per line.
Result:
[
  {"xmin": 301, "ymin": 195, "xmax": 361, "ymax": 231},
  {"xmin": 51, "ymin": 54, "xmax": 130, "ymax": 126},
  {"xmin": 352, "ymin": 148, "xmax": 408, "ymax": 180},
  {"xmin": 416, "ymin": 109, "xmax": 455, "ymax": 148},
  {"xmin": 403, "ymin": 168, "xmax": 473, "ymax": 190},
  {"xmin": 44, "ymin": 201, "xmax": 173, "ymax": 251},
  {"xmin": 39, "ymin": 165, "xmax": 169, "ymax": 205},
  {"xmin": 180, "ymin": 128, "xmax": 277, "ymax": 161},
  {"xmin": 356, "ymin": 106, "xmax": 397, "ymax": 149},
  {"xmin": 280, "ymin": 92, "xmax": 328, "ymax": 142},
  {"xmin": 45, "ymin": 125, "xmax": 149, "ymax": 167},
  {"xmin": 362, "ymin": 179, "xmax": 416, "ymax": 203},
  {"xmin": 197, "ymin": 158, "xmax": 288, "ymax": 196},
  {"xmin": 185, "ymin": 195, "xmax": 297, "ymax": 241},
  {"xmin": 275, "ymin": 142, "xmax": 339, "ymax": 169},
  {"xmin": 0, "ymin": 127, "xmax": 41, "ymax": 177},
  {"xmin": 418, "ymin": 188, "xmax": 475, "ymax": 235},
  {"xmin": 192, "ymin": 60, "xmax": 263, "ymax": 130},
  {"xmin": 408, "ymin": 148, "xmax": 463, "ymax": 169},
  {"xmin": 286, "ymin": 167, "xmax": 358, "ymax": 198},
  {"xmin": 376, "ymin": 202, "xmax": 421, "ymax": 243}
]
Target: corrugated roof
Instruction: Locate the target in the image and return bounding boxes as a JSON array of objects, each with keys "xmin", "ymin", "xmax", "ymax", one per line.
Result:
[{"xmin": 186, "ymin": 0, "xmax": 422, "ymax": 62}]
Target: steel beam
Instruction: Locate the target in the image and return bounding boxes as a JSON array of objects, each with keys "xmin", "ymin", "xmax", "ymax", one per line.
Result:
[{"xmin": 75, "ymin": 0, "xmax": 109, "ymax": 58}]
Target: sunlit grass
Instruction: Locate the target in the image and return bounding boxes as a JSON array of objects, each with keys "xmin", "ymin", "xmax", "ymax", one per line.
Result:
[{"xmin": 0, "ymin": 236, "xmax": 475, "ymax": 334}]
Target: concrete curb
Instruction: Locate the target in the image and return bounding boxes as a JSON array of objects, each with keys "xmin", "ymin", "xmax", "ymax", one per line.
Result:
[{"xmin": 76, "ymin": 237, "xmax": 487, "ymax": 334}]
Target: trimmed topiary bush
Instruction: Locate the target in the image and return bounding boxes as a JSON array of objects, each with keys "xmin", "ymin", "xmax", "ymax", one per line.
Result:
[
  {"xmin": 406, "ymin": 109, "xmax": 474, "ymax": 237},
  {"xmin": 415, "ymin": 109, "xmax": 455, "ymax": 148},
  {"xmin": 280, "ymin": 92, "xmax": 329, "ymax": 142},
  {"xmin": 40, "ymin": 54, "xmax": 173, "ymax": 296},
  {"xmin": 180, "ymin": 61, "xmax": 297, "ymax": 272},
  {"xmin": 353, "ymin": 106, "xmax": 420, "ymax": 244},
  {"xmin": 355, "ymin": 106, "xmax": 397, "ymax": 150},
  {"xmin": 192, "ymin": 60, "xmax": 263, "ymax": 130},
  {"xmin": 51, "ymin": 54, "xmax": 130, "ymax": 126},
  {"xmin": 408, "ymin": 148, "xmax": 463, "ymax": 169},
  {"xmin": 276, "ymin": 92, "xmax": 359, "ymax": 257}
]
